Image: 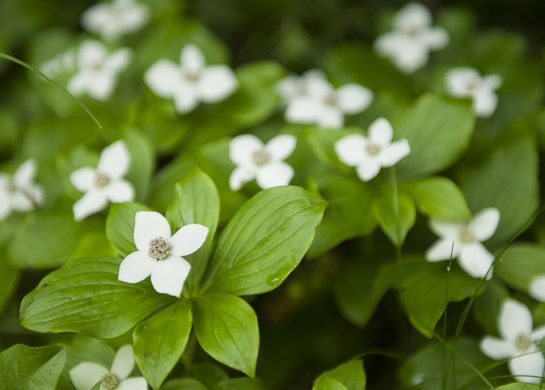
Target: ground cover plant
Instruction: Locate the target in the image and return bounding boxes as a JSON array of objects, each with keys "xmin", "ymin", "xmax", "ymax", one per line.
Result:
[{"xmin": 2, "ymin": 0, "xmax": 545, "ymax": 388}]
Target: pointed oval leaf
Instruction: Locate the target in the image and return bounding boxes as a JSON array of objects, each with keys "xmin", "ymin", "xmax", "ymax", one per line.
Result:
[{"xmin": 106, "ymin": 202, "xmax": 150, "ymax": 257}]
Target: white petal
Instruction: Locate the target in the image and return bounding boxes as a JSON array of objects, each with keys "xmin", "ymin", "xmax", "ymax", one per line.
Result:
[
  {"xmin": 78, "ymin": 40, "xmax": 107, "ymax": 67},
  {"xmin": 508, "ymin": 350, "xmax": 545, "ymax": 384},
  {"xmin": 445, "ymin": 67, "xmax": 481, "ymax": 97},
  {"xmin": 117, "ymin": 377, "xmax": 148, "ymax": 390},
  {"xmin": 429, "ymin": 220, "xmax": 461, "ymax": 238},
  {"xmin": 483, "ymin": 74, "xmax": 502, "ymax": 90},
  {"xmin": 197, "ymin": 65, "xmax": 238, "ymax": 102},
  {"xmin": 316, "ymin": 106, "xmax": 344, "ymax": 128},
  {"xmin": 86, "ymin": 73, "xmax": 115, "ymax": 101},
  {"xmin": 150, "ymin": 256, "xmax": 191, "ymax": 297},
  {"xmin": 255, "ymin": 162, "xmax": 294, "ymax": 189},
  {"xmin": 480, "ymin": 336, "xmax": 514, "ymax": 360},
  {"xmin": 336, "ymin": 84, "xmax": 373, "ymax": 114},
  {"xmin": 229, "ymin": 166, "xmax": 256, "ymax": 191},
  {"xmin": 0, "ymin": 189, "xmax": 11, "ymax": 220},
  {"xmin": 368, "ymin": 118, "xmax": 393, "ymax": 146},
  {"xmin": 229, "ymin": 134, "xmax": 263, "ymax": 167},
  {"xmin": 276, "ymin": 75, "xmax": 299, "ymax": 102},
  {"xmin": 69, "ymin": 362, "xmax": 108, "ymax": 390},
  {"xmin": 67, "ymin": 72, "xmax": 89, "ymax": 97},
  {"xmin": 111, "ymin": 345, "xmax": 135, "ymax": 380},
  {"xmin": 473, "ymin": 87, "xmax": 498, "ymax": 118},
  {"xmin": 376, "ymin": 33, "xmax": 429, "ymax": 73},
  {"xmin": 458, "ymin": 242, "xmax": 494, "ymax": 279},
  {"xmin": 73, "ymin": 190, "xmax": 108, "ymax": 221},
  {"xmin": 118, "ymin": 251, "xmax": 156, "ymax": 284},
  {"xmin": 426, "ymin": 238, "xmax": 461, "ymax": 261},
  {"xmin": 104, "ymin": 48, "xmax": 132, "ymax": 73},
  {"xmin": 169, "ymin": 224, "xmax": 209, "ymax": 257},
  {"xmin": 531, "ymin": 325, "xmax": 545, "ymax": 343},
  {"xmin": 499, "ymin": 299, "xmax": 534, "ymax": 341},
  {"xmin": 529, "ymin": 276, "xmax": 545, "ymax": 302},
  {"xmin": 394, "ymin": 3, "xmax": 432, "ymax": 31},
  {"xmin": 134, "ymin": 211, "xmax": 172, "ymax": 251},
  {"xmin": 144, "ymin": 60, "xmax": 180, "ymax": 98},
  {"xmin": 285, "ymin": 97, "xmax": 319, "ymax": 125},
  {"xmin": 181, "ymin": 44, "xmax": 205, "ymax": 74},
  {"xmin": 265, "ymin": 135, "xmax": 297, "ymax": 161},
  {"xmin": 173, "ymin": 88, "xmax": 199, "ymax": 114},
  {"xmin": 305, "ymin": 77, "xmax": 333, "ymax": 99},
  {"xmin": 423, "ymin": 27, "xmax": 449, "ymax": 49},
  {"xmin": 334, "ymin": 134, "xmax": 367, "ymax": 167},
  {"xmin": 469, "ymin": 208, "xmax": 500, "ymax": 242},
  {"xmin": 98, "ymin": 141, "xmax": 131, "ymax": 179},
  {"xmin": 379, "ymin": 139, "xmax": 410, "ymax": 167},
  {"xmin": 104, "ymin": 180, "xmax": 135, "ymax": 203},
  {"xmin": 13, "ymin": 159, "xmax": 36, "ymax": 187},
  {"xmin": 10, "ymin": 191, "xmax": 35, "ymax": 212},
  {"xmin": 71, "ymin": 167, "xmax": 97, "ymax": 192},
  {"xmin": 355, "ymin": 159, "xmax": 382, "ymax": 181}
]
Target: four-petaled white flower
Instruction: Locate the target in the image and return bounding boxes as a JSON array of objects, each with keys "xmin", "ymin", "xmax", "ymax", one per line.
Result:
[
  {"xmin": 0, "ymin": 160, "xmax": 43, "ymax": 220},
  {"xmin": 285, "ymin": 77, "xmax": 373, "ymax": 128},
  {"xmin": 68, "ymin": 40, "xmax": 131, "ymax": 101},
  {"xmin": 480, "ymin": 299, "xmax": 545, "ymax": 383},
  {"xmin": 529, "ymin": 275, "xmax": 545, "ymax": 302},
  {"xmin": 118, "ymin": 211, "xmax": 208, "ymax": 297},
  {"xmin": 70, "ymin": 345, "xmax": 147, "ymax": 390},
  {"xmin": 374, "ymin": 3, "xmax": 448, "ymax": 73},
  {"xmin": 334, "ymin": 118, "xmax": 410, "ymax": 181},
  {"xmin": 426, "ymin": 208, "xmax": 500, "ymax": 279},
  {"xmin": 445, "ymin": 67, "xmax": 502, "ymax": 118},
  {"xmin": 70, "ymin": 141, "xmax": 134, "ymax": 221},
  {"xmin": 276, "ymin": 69, "xmax": 326, "ymax": 104},
  {"xmin": 144, "ymin": 44, "xmax": 238, "ymax": 114},
  {"xmin": 81, "ymin": 0, "xmax": 150, "ymax": 41},
  {"xmin": 229, "ymin": 134, "xmax": 297, "ymax": 191}
]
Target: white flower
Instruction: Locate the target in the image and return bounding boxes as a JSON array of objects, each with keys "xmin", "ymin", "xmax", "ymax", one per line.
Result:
[
  {"xmin": 426, "ymin": 208, "xmax": 500, "ymax": 279},
  {"xmin": 68, "ymin": 40, "xmax": 131, "ymax": 101},
  {"xmin": 374, "ymin": 3, "xmax": 448, "ymax": 73},
  {"xmin": 285, "ymin": 77, "xmax": 373, "ymax": 128},
  {"xmin": 445, "ymin": 67, "xmax": 502, "ymax": 118},
  {"xmin": 144, "ymin": 44, "xmax": 238, "ymax": 114},
  {"xmin": 529, "ymin": 275, "xmax": 545, "ymax": 302},
  {"xmin": 118, "ymin": 211, "xmax": 208, "ymax": 297},
  {"xmin": 480, "ymin": 299, "xmax": 545, "ymax": 383},
  {"xmin": 334, "ymin": 118, "xmax": 410, "ymax": 181},
  {"xmin": 81, "ymin": 0, "xmax": 150, "ymax": 41},
  {"xmin": 0, "ymin": 159, "xmax": 43, "ymax": 220},
  {"xmin": 70, "ymin": 141, "xmax": 134, "ymax": 221},
  {"xmin": 229, "ymin": 134, "xmax": 297, "ymax": 191},
  {"xmin": 276, "ymin": 69, "xmax": 326, "ymax": 104},
  {"xmin": 40, "ymin": 49, "xmax": 76, "ymax": 78},
  {"xmin": 70, "ymin": 345, "xmax": 147, "ymax": 390}
]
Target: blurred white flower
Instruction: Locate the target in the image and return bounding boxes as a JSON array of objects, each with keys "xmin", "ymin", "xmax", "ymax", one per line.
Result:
[
  {"xmin": 285, "ymin": 77, "xmax": 373, "ymax": 128},
  {"xmin": 229, "ymin": 134, "xmax": 296, "ymax": 191},
  {"xmin": 82, "ymin": 0, "xmax": 150, "ymax": 41},
  {"xmin": 145, "ymin": 44, "xmax": 238, "ymax": 114},
  {"xmin": 480, "ymin": 299, "xmax": 545, "ymax": 383},
  {"xmin": 335, "ymin": 118, "xmax": 410, "ymax": 181},
  {"xmin": 374, "ymin": 3, "xmax": 448, "ymax": 73},
  {"xmin": 529, "ymin": 275, "xmax": 545, "ymax": 302},
  {"xmin": 276, "ymin": 69, "xmax": 326, "ymax": 103},
  {"xmin": 40, "ymin": 50, "xmax": 76, "ymax": 78},
  {"xmin": 118, "ymin": 211, "xmax": 208, "ymax": 297},
  {"xmin": 445, "ymin": 67, "xmax": 502, "ymax": 117},
  {"xmin": 71, "ymin": 141, "xmax": 134, "ymax": 221},
  {"xmin": 0, "ymin": 160, "xmax": 43, "ymax": 220},
  {"xmin": 426, "ymin": 208, "xmax": 500, "ymax": 279},
  {"xmin": 68, "ymin": 40, "xmax": 131, "ymax": 101},
  {"xmin": 70, "ymin": 345, "xmax": 147, "ymax": 390}
]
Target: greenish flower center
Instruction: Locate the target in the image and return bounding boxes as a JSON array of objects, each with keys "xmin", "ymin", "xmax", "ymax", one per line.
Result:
[
  {"xmin": 148, "ymin": 237, "xmax": 170, "ymax": 260},
  {"xmin": 366, "ymin": 143, "xmax": 381, "ymax": 156},
  {"xmin": 252, "ymin": 149, "xmax": 271, "ymax": 166},
  {"xmin": 101, "ymin": 373, "xmax": 119, "ymax": 390},
  {"xmin": 323, "ymin": 92, "xmax": 337, "ymax": 107},
  {"xmin": 184, "ymin": 70, "xmax": 200, "ymax": 82},
  {"xmin": 457, "ymin": 226, "xmax": 474, "ymax": 243},
  {"xmin": 515, "ymin": 333, "xmax": 532, "ymax": 352},
  {"xmin": 94, "ymin": 172, "xmax": 110, "ymax": 188}
]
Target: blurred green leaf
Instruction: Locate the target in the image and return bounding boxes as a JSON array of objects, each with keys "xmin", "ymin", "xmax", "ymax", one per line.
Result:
[{"xmin": 313, "ymin": 359, "xmax": 366, "ymax": 390}]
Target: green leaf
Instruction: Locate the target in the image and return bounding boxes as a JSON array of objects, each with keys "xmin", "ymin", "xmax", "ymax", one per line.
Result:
[
  {"xmin": 496, "ymin": 384, "xmax": 542, "ymax": 390},
  {"xmin": 372, "ymin": 181, "xmax": 416, "ymax": 247},
  {"xmin": 106, "ymin": 202, "xmax": 150, "ymax": 257},
  {"xmin": 396, "ymin": 262, "xmax": 482, "ymax": 338},
  {"xmin": 125, "ymin": 130, "xmax": 155, "ymax": 202},
  {"xmin": 393, "ymin": 94, "xmax": 474, "ymax": 179},
  {"xmin": 313, "ymin": 359, "xmax": 366, "ymax": 390},
  {"xmin": 313, "ymin": 377, "xmax": 348, "ymax": 390},
  {"xmin": 0, "ymin": 344, "xmax": 66, "ymax": 390},
  {"xmin": 20, "ymin": 256, "xmax": 173, "ymax": 338},
  {"xmin": 205, "ymin": 186, "xmax": 326, "ymax": 295},
  {"xmin": 133, "ymin": 300, "xmax": 193, "ymax": 389},
  {"xmin": 162, "ymin": 378, "xmax": 208, "ymax": 390},
  {"xmin": 461, "ymin": 134, "xmax": 539, "ymax": 246},
  {"xmin": 214, "ymin": 378, "xmax": 269, "ymax": 390},
  {"xmin": 0, "ymin": 256, "xmax": 20, "ymax": 313},
  {"xmin": 193, "ymin": 293, "xmax": 259, "ymax": 377},
  {"xmin": 166, "ymin": 169, "xmax": 220, "ymax": 291},
  {"xmin": 496, "ymin": 243, "xmax": 545, "ymax": 292},
  {"xmin": 402, "ymin": 177, "xmax": 471, "ymax": 221},
  {"xmin": 308, "ymin": 176, "xmax": 376, "ymax": 258}
]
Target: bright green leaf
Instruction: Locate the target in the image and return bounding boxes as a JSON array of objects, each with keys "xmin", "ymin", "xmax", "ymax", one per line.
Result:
[
  {"xmin": 214, "ymin": 378, "xmax": 269, "ymax": 390},
  {"xmin": 125, "ymin": 130, "xmax": 155, "ymax": 202},
  {"xmin": 496, "ymin": 243, "xmax": 545, "ymax": 292},
  {"xmin": 106, "ymin": 202, "xmax": 150, "ymax": 257},
  {"xmin": 313, "ymin": 359, "xmax": 366, "ymax": 390}
]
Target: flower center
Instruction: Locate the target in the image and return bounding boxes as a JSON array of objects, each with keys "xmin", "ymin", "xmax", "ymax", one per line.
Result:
[
  {"xmin": 252, "ymin": 149, "xmax": 271, "ymax": 166},
  {"xmin": 101, "ymin": 373, "xmax": 119, "ymax": 390},
  {"xmin": 5, "ymin": 179, "xmax": 16, "ymax": 193},
  {"xmin": 515, "ymin": 333, "xmax": 532, "ymax": 352},
  {"xmin": 94, "ymin": 172, "xmax": 110, "ymax": 188},
  {"xmin": 183, "ymin": 69, "xmax": 200, "ymax": 82},
  {"xmin": 457, "ymin": 226, "xmax": 474, "ymax": 243},
  {"xmin": 323, "ymin": 92, "xmax": 337, "ymax": 107},
  {"xmin": 366, "ymin": 143, "xmax": 381, "ymax": 156},
  {"xmin": 405, "ymin": 26, "xmax": 420, "ymax": 38},
  {"xmin": 148, "ymin": 237, "xmax": 170, "ymax": 260},
  {"xmin": 466, "ymin": 81, "xmax": 479, "ymax": 93}
]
